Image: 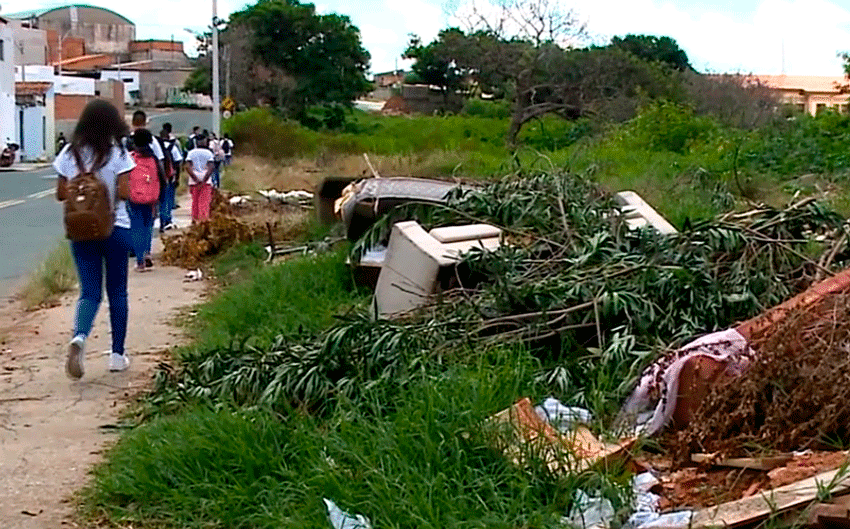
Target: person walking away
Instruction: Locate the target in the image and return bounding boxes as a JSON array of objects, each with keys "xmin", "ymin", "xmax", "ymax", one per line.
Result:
[
  {"xmin": 186, "ymin": 126, "xmax": 200, "ymax": 151},
  {"xmin": 186, "ymin": 135, "xmax": 214, "ymax": 222},
  {"xmin": 56, "ymin": 132, "xmax": 67, "ymax": 155},
  {"xmin": 222, "ymin": 133, "xmax": 234, "ymax": 166},
  {"xmin": 209, "ymin": 133, "xmax": 224, "ymax": 188},
  {"xmin": 127, "ymin": 129, "xmax": 162, "ymax": 272},
  {"xmin": 126, "ymin": 111, "xmax": 165, "ymax": 268},
  {"xmin": 163, "ymin": 122, "xmax": 183, "ymax": 210},
  {"xmin": 54, "ymin": 99, "xmax": 135, "ymax": 379},
  {"xmin": 156, "ymin": 127, "xmax": 182, "ymax": 232}
]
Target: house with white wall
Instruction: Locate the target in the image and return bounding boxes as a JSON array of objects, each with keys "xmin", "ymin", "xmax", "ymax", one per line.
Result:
[{"xmin": 0, "ymin": 17, "xmax": 16, "ymax": 149}]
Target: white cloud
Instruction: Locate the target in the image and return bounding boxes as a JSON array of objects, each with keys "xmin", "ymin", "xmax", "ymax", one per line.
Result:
[{"xmin": 568, "ymin": 0, "xmax": 850, "ymax": 75}]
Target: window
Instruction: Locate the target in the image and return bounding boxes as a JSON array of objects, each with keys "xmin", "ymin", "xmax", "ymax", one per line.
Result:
[
  {"xmin": 42, "ymin": 117, "xmax": 46, "ymax": 151},
  {"xmin": 816, "ymin": 103, "xmax": 827, "ymax": 114},
  {"xmin": 0, "ymin": 39, "xmax": 5, "ymax": 61},
  {"xmin": 797, "ymin": 103, "xmax": 805, "ymax": 113}
]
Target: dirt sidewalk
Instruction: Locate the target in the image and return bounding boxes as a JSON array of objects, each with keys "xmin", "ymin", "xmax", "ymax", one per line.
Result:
[{"xmin": 0, "ymin": 216, "xmax": 204, "ymax": 528}]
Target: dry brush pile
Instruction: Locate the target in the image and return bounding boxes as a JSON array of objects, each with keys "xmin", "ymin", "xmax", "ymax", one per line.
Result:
[
  {"xmin": 671, "ymin": 292, "xmax": 850, "ymax": 460},
  {"xmin": 161, "ymin": 191, "xmax": 310, "ymax": 268}
]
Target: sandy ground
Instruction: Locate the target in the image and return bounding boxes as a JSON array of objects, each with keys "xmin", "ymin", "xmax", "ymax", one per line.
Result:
[{"xmin": 0, "ymin": 210, "xmax": 204, "ymax": 528}]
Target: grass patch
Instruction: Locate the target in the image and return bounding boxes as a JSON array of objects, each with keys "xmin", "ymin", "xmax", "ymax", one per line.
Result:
[
  {"xmin": 191, "ymin": 246, "xmax": 366, "ymax": 351},
  {"xmin": 19, "ymin": 242, "xmax": 77, "ymax": 310},
  {"xmin": 85, "ymin": 345, "xmax": 631, "ymax": 529}
]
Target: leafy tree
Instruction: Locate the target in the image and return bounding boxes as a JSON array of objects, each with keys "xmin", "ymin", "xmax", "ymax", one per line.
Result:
[
  {"xmin": 405, "ymin": 0, "xmax": 684, "ymax": 145},
  {"xmin": 184, "ymin": 63, "xmax": 212, "ymax": 95},
  {"xmin": 403, "ymin": 29, "xmax": 466, "ymax": 95},
  {"xmin": 225, "ymin": 0, "xmax": 371, "ymax": 123},
  {"xmin": 611, "ymin": 34, "xmax": 692, "ymax": 71}
]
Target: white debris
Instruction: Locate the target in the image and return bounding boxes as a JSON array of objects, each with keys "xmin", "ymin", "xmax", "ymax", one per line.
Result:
[
  {"xmin": 257, "ymin": 189, "xmax": 314, "ymax": 204},
  {"xmin": 563, "ymin": 490, "xmax": 615, "ymax": 529},
  {"xmin": 324, "ymin": 498, "xmax": 372, "ymax": 529},
  {"xmin": 229, "ymin": 195, "xmax": 252, "ymax": 205},
  {"xmin": 535, "ymin": 397, "xmax": 594, "ymax": 433},
  {"xmin": 184, "ymin": 269, "xmax": 203, "ymax": 282}
]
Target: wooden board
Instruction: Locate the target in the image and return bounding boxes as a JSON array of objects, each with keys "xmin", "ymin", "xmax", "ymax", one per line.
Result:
[
  {"xmin": 691, "ymin": 453, "xmax": 793, "ymax": 471},
  {"xmin": 489, "ymin": 398, "xmax": 633, "ymax": 474},
  {"xmin": 663, "ymin": 465, "xmax": 850, "ymax": 528}
]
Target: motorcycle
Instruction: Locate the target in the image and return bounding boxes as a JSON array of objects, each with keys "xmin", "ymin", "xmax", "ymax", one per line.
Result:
[{"xmin": 0, "ymin": 142, "xmax": 19, "ymax": 168}]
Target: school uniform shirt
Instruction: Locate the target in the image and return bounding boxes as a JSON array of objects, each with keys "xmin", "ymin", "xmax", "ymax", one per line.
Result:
[
  {"xmin": 53, "ymin": 144, "xmax": 136, "ymax": 229},
  {"xmin": 186, "ymin": 148, "xmax": 215, "ymax": 185},
  {"xmin": 160, "ymin": 137, "xmax": 184, "ymax": 163}
]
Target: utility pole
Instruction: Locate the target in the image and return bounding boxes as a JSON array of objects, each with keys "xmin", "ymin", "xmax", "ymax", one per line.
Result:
[
  {"xmin": 212, "ymin": 0, "xmax": 221, "ymax": 138},
  {"xmin": 225, "ymin": 44, "xmax": 230, "ymax": 99}
]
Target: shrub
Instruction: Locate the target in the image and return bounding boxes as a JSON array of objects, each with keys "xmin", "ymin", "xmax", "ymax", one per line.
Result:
[
  {"xmin": 621, "ymin": 101, "xmax": 717, "ymax": 153},
  {"xmin": 462, "ymin": 98, "xmax": 512, "ymax": 119},
  {"xmin": 224, "ymin": 108, "xmax": 317, "ymax": 159}
]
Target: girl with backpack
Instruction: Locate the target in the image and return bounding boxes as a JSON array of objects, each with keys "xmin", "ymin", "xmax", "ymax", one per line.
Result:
[
  {"xmin": 54, "ymin": 99, "xmax": 135, "ymax": 379},
  {"xmin": 126, "ymin": 128, "xmax": 163, "ymax": 272}
]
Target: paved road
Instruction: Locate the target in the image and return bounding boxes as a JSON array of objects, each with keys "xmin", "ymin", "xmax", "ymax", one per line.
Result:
[
  {"xmin": 0, "ymin": 167, "xmax": 63, "ymax": 299},
  {"xmin": 147, "ymin": 109, "xmax": 214, "ymax": 138}
]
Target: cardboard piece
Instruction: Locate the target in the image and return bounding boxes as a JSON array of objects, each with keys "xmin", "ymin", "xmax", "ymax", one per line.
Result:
[{"xmin": 489, "ymin": 398, "xmax": 633, "ymax": 474}]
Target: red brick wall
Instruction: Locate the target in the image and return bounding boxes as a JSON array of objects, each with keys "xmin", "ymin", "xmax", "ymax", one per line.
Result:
[
  {"xmin": 46, "ymin": 31, "xmax": 86, "ymax": 63},
  {"xmin": 56, "ymin": 83, "xmax": 125, "ymax": 121},
  {"xmin": 55, "ymin": 95, "xmax": 90, "ymax": 121},
  {"xmin": 130, "ymin": 40, "xmax": 183, "ymax": 53}
]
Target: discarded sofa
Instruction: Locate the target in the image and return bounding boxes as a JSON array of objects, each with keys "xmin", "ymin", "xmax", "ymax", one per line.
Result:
[
  {"xmin": 333, "ymin": 177, "xmax": 461, "ymax": 241},
  {"xmin": 373, "ymin": 221, "xmax": 501, "ymax": 318}
]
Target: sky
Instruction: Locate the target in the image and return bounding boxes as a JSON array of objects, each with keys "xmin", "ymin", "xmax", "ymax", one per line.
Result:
[{"xmin": 1, "ymin": 0, "xmax": 849, "ymax": 77}]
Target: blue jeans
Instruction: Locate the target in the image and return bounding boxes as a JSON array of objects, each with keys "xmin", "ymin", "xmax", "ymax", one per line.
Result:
[
  {"xmin": 159, "ymin": 181, "xmax": 175, "ymax": 229},
  {"xmin": 70, "ymin": 227, "xmax": 132, "ymax": 355},
  {"xmin": 128, "ymin": 202, "xmax": 154, "ymax": 266},
  {"xmin": 212, "ymin": 161, "xmax": 221, "ymax": 188}
]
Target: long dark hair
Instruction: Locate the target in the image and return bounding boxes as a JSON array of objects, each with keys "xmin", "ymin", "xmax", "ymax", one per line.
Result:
[{"xmin": 70, "ymin": 99, "xmax": 129, "ymax": 170}]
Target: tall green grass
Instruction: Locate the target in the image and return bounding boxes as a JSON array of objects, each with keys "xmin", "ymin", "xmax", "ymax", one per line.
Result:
[
  {"xmin": 85, "ymin": 345, "xmax": 631, "ymax": 529},
  {"xmin": 191, "ymin": 246, "xmax": 366, "ymax": 352}
]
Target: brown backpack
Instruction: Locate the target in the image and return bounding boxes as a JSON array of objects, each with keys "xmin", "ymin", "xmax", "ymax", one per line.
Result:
[{"xmin": 63, "ymin": 148, "xmax": 114, "ymax": 242}]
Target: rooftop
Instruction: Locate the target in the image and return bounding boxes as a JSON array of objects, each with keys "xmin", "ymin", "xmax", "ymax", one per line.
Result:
[
  {"xmin": 756, "ymin": 75, "xmax": 850, "ymax": 93},
  {"xmin": 2, "ymin": 4, "xmax": 133, "ymax": 26},
  {"xmin": 16, "ymin": 81, "xmax": 53, "ymax": 95}
]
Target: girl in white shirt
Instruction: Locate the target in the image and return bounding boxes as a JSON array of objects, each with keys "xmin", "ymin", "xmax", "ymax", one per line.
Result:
[{"xmin": 54, "ymin": 100, "xmax": 135, "ymax": 379}]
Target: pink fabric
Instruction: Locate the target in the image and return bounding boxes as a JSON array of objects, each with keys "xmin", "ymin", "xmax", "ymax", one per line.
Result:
[
  {"xmin": 190, "ymin": 183, "xmax": 212, "ymax": 221},
  {"xmin": 618, "ymin": 328, "xmax": 751, "ymax": 436}
]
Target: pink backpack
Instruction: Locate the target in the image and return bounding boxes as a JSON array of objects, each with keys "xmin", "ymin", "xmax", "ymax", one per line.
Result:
[{"xmin": 129, "ymin": 151, "xmax": 160, "ymax": 204}]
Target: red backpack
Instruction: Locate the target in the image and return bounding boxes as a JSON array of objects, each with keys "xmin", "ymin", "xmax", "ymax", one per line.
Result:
[{"xmin": 129, "ymin": 151, "xmax": 160, "ymax": 204}]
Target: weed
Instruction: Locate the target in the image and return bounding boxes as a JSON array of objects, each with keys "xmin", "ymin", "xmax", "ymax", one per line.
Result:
[
  {"xmin": 87, "ymin": 346, "xmax": 630, "ymax": 529},
  {"xmin": 189, "ymin": 246, "xmax": 366, "ymax": 352},
  {"xmin": 19, "ymin": 242, "xmax": 77, "ymax": 310}
]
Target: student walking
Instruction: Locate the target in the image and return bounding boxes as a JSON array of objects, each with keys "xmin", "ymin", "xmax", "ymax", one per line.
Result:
[
  {"xmin": 186, "ymin": 135, "xmax": 215, "ymax": 222},
  {"xmin": 54, "ymin": 99, "xmax": 135, "ymax": 379},
  {"xmin": 222, "ymin": 133, "xmax": 234, "ymax": 166},
  {"xmin": 209, "ymin": 133, "xmax": 224, "ymax": 188},
  {"xmin": 156, "ymin": 125, "xmax": 183, "ymax": 232},
  {"xmin": 126, "ymin": 111, "xmax": 165, "ymax": 269},
  {"xmin": 127, "ymin": 128, "xmax": 161, "ymax": 272}
]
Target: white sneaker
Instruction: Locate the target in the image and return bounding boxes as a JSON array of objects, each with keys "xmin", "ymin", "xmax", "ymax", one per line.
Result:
[
  {"xmin": 66, "ymin": 335, "xmax": 85, "ymax": 380},
  {"xmin": 108, "ymin": 352, "xmax": 130, "ymax": 372}
]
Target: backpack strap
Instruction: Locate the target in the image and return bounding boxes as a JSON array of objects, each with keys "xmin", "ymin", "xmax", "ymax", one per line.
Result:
[{"xmin": 70, "ymin": 147, "xmax": 87, "ymax": 177}]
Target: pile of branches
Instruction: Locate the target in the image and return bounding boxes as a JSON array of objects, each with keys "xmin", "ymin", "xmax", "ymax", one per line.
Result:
[
  {"xmin": 151, "ymin": 172, "xmax": 850, "ymax": 414},
  {"xmin": 671, "ymin": 292, "xmax": 850, "ymax": 459},
  {"xmin": 161, "ymin": 214, "xmax": 259, "ymax": 268}
]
